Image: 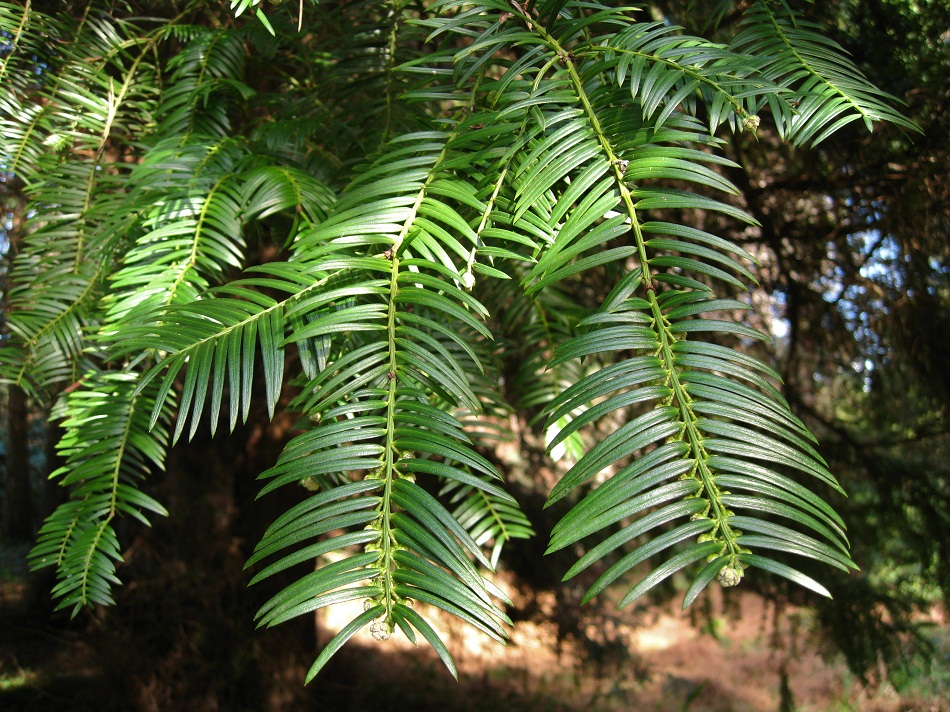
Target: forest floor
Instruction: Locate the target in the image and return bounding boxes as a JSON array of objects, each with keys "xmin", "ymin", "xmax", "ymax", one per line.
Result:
[
  {"xmin": 2, "ymin": 539, "xmax": 945, "ymax": 712},
  {"xmin": 300, "ymin": 579, "xmax": 945, "ymax": 712}
]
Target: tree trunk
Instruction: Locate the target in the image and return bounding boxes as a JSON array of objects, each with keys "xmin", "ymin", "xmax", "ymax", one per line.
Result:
[
  {"xmin": 3, "ymin": 385, "xmax": 32, "ymax": 539},
  {"xmin": 43, "ymin": 416, "xmax": 66, "ymax": 517}
]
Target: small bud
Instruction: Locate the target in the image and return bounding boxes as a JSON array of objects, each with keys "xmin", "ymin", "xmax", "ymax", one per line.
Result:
[
  {"xmin": 717, "ymin": 565, "xmax": 743, "ymax": 588},
  {"xmin": 461, "ymin": 271, "xmax": 476, "ymax": 290},
  {"xmin": 741, "ymin": 114, "xmax": 760, "ymax": 134},
  {"xmin": 370, "ymin": 617, "xmax": 392, "ymax": 641}
]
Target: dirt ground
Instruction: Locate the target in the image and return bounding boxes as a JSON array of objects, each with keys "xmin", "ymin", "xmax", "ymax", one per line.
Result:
[
  {"xmin": 2, "ymin": 559, "xmax": 944, "ymax": 712},
  {"xmin": 310, "ymin": 586, "xmax": 943, "ymax": 712}
]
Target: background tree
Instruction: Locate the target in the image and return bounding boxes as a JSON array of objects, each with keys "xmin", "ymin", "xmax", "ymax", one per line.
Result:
[
  {"xmin": 0, "ymin": 0, "xmax": 942, "ymax": 702},
  {"xmin": 680, "ymin": 0, "xmax": 950, "ymax": 684}
]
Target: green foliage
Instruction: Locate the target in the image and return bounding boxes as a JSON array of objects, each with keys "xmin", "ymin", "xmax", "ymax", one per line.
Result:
[
  {"xmin": 29, "ymin": 372, "xmax": 172, "ymax": 612},
  {"xmin": 0, "ymin": 0, "xmax": 916, "ymax": 682}
]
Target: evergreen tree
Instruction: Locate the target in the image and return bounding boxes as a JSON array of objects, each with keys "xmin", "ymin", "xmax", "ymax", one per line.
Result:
[{"xmin": 0, "ymin": 0, "xmax": 923, "ymax": 684}]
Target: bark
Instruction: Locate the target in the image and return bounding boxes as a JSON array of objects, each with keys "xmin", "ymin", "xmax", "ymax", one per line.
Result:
[{"xmin": 3, "ymin": 385, "xmax": 32, "ymax": 539}]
